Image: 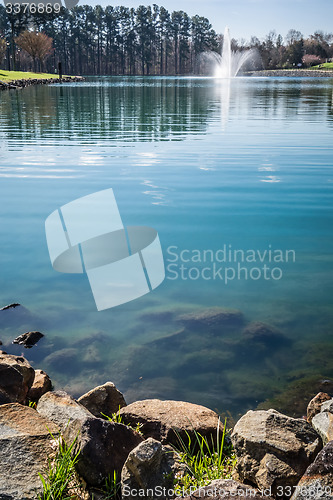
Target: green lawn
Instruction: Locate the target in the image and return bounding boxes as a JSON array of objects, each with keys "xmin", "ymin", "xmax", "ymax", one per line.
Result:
[
  {"xmin": 310, "ymin": 62, "xmax": 333, "ymax": 70},
  {"xmin": 0, "ymin": 69, "xmax": 59, "ymax": 82}
]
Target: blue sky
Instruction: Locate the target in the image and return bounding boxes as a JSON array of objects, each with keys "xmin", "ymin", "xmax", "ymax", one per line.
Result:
[{"xmin": 85, "ymin": 0, "xmax": 333, "ymax": 42}]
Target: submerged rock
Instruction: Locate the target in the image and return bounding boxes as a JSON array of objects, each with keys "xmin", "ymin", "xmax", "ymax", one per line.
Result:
[
  {"xmin": 119, "ymin": 399, "xmax": 220, "ymax": 446},
  {"xmin": 291, "ymin": 440, "xmax": 333, "ymax": 499},
  {"xmin": 307, "ymin": 392, "xmax": 331, "ymax": 424},
  {"xmin": 0, "ymin": 304, "xmax": 34, "ymax": 329},
  {"xmin": 258, "ymin": 377, "xmax": 333, "ymax": 419},
  {"xmin": 0, "ymin": 403, "xmax": 59, "ymax": 499},
  {"xmin": 0, "ymin": 352, "xmax": 34, "ymax": 404},
  {"xmin": 78, "ymin": 381, "xmax": 126, "ymax": 418},
  {"xmin": 37, "ymin": 390, "xmax": 94, "ymax": 432},
  {"xmin": 121, "ymin": 438, "xmax": 176, "ymax": 500},
  {"xmin": 231, "ymin": 409, "xmax": 322, "ymax": 498},
  {"xmin": 0, "ymin": 303, "xmax": 20, "ymax": 311},
  {"xmin": 242, "ymin": 321, "xmax": 288, "ymax": 344},
  {"xmin": 12, "ymin": 331, "xmax": 44, "ymax": 348},
  {"xmin": 73, "ymin": 417, "xmax": 143, "ymax": 487},
  {"xmin": 177, "ymin": 307, "xmax": 243, "ymax": 331}
]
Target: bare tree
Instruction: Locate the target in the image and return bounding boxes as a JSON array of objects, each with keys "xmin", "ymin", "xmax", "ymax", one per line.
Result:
[
  {"xmin": 0, "ymin": 38, "xmax": 6, "ymax": 66},
  {"xmin": 15, "ymin": 31, "xmax": 53, "ymax": 72}
]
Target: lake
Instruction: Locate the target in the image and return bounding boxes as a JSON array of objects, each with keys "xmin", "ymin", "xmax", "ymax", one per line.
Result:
[{"xmin": 0, "ymin": 76, "xmax": 332, "ymax": 419}]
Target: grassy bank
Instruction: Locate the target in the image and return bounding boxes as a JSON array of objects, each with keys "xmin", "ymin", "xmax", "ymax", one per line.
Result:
[
  {"xmin": 0, "ymin": 69, "xmax": 60, "ymax": 83},
  {"xmin": 311, "ymin": 62, "xmax": 333, "ymax": 70}
]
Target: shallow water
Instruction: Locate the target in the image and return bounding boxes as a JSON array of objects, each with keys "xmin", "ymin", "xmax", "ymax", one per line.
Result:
[{"xmin": 0, "ymin": 76, "xmax": 333, "ymax": 417}]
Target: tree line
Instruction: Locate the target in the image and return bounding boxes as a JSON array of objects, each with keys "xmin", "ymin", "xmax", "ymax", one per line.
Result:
[{"xmin": 0, "ymin": 4, "xmax": 332, "ymax": 75}]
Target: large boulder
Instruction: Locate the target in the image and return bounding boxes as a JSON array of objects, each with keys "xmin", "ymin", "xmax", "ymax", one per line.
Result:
[
  {"xmin": 27, "ymin": 369, "xmax": 52, "ymax": 402},
  {"xmin": 231, "ymin": 409, "xmax": 322, "ymax": 498},
  {"xmin": 78, "ymin": 381, "xmax": 126, "ymax": 418},
  {"xmin": 291, "ymin": 441, "xmax": 333, "ymax": 499},
  {"xmin": 74, "ymin": 416, "xmax": 144, "ymax": 487},
  {"xmin": 37, "ymin": 390, "xmax": 94, "ymax": 431},
  {"xmin": 118, "ymin": 399, "xmax": 219, "ymax": 446},
  {"xmin": 175, "ymin": 479, "xmax": 274, "ymax": 499},
  {"xmin": 121, "ymin": 438, "xmax": 176, "ymax": 500},
  {"xmin": 37, "ymin": 390, "xmax": 143, "ymax": 487},
  {"xmin": 0, "ymin": 403, "xmax": 59, "ymax": 499},
  {"xmin": 307, "ymin": 393, "xmax": 331, "ymax": 424},
  {"xmin": 0, "ymin": 352, "xmax": 34, "ymax": 404}
]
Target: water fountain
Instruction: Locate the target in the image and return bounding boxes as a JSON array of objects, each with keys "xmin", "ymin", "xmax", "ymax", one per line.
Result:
[{"xmin": 200, "ymin": 26, "xmax": 259, "ymax": 78}]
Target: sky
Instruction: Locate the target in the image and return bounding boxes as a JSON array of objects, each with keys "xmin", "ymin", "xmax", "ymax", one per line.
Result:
[{"xmin": 85, "ymin": 0, "xmax": 333, "ymax": 42}]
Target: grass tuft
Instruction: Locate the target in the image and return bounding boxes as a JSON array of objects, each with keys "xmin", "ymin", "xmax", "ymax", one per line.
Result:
[
  {"xmin": 38, "ymin": 430, "xmax": 82, "ymax": 500},
  {"xmin": 102, "ymin": 408, "xmax": 143, "ymax": 436},
  {"xmin": 172, "ymin": 419, "xmax": 236, "ymax": 493}
]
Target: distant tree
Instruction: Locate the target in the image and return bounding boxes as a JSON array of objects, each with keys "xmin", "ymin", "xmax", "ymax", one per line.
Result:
[
  {"xmin": 0, "ymin": 37, "xmax": 6, "ymax": 65},
  {"xmin": 286, "ymin": 29, "xmax": 303, "ymax": 45},
  {"xmin": 302, "ymin": 54, "xmax": 322, "ymax": 67},
  {"xmin": 284, "ymin": 30, "xmax": 304, "ymax": 67},
  {"xmin": 15, "ymin": 30, "xmax": 53, "ymax": 71}
]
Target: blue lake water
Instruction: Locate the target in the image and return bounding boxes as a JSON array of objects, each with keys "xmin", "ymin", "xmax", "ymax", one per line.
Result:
[{"xmin": 0, "ymin": 76, "xmax": 333, "ymax": 418}]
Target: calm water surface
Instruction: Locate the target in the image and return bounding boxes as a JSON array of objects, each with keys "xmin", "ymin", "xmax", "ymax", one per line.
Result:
[{"xmin": 0, "ymin": 76, "xmax": 333, "ymax": 417}]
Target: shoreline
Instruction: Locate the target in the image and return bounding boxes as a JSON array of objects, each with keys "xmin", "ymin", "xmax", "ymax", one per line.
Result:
[
  {"xmin": 0, "ymin": 349, "xmax": 332, "ymax": 499},
  {"xmin": 0, "ymin": 75, "xmax": 84, "ymax": 90},
  {"xmin": 245, "ymin": 69, "xmax": 333, "ymax": 77}
]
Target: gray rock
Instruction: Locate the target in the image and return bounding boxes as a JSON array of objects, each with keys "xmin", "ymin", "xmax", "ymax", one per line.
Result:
[
  {"xmin": 307, "ymin": 393, "xmax": 331, "ymax": 424},
  {"xmin": 78, "ymin": 381, "xmax": 126, "ymax": 418},
  {"xmin": 0, "ymin": 353, "xmax": 34, "ymax": 404},
  {"xmin": 231, "ymin": 409, "xmax": 322, "ymax": 497},
  {"xmin": 175, "ymin": 479, "xmax": 274, "ymax": 499},
  {"xmin": 0, "ymin": 403, "xmax": 59, "ymax": 499},
  {"xmin": 291, "ymin": 441, "xmax": 333, "ymax": 499},
  {"xmin": 37, "ymin": 390, "xmax": 143, "ymax": 487},
  {"xmin": 321, "ymin": 398, "xmax": 333, "ymax": 414},
  {"xmin": 121, "ymin": 438, "xmax": 175, "ymax": 500},
  {"xmin": 37, "ymin": 390, "xmax": 94, "ymax": 432},
  {"xmin": 27, "ymin": 370, "xmax": 52, "ymax": 402},
  {"xmin": 242, "ymin": 321, "xmax": 288, "ymax": 345},
  {"xmin": 312, "ymin": 412, "xmax": 333, "ymax": 445},
  {"xmin": 119, "ymin": 399, "xmax": 219, "ymax": 446}
]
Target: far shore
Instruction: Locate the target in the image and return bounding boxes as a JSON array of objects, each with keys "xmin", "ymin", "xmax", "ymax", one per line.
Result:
[
  {"xmin": 0, "ymin": 70, "xmax": 84, "ymax": 90},
  {"xmin": 244, "ymin": 69, "xmax": 333, "ymax": 77}
]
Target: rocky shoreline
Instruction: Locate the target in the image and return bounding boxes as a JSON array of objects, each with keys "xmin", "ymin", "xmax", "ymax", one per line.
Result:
[
  {"xmin": 0, "ymin": 349, "xmax": 333, "ymax": 499},
  {"xmin": 244, "ymin": 69, "xmax": 333, "ymax": 78},
  {"xmin": 0, "ymin": 76, "xmax": 84, "ymax": 90}
]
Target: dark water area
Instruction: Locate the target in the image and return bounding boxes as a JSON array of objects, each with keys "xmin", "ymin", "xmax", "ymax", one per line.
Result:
[{"xmin": 0, "ymin": 76, "xmax": 333, "ymax": 419}]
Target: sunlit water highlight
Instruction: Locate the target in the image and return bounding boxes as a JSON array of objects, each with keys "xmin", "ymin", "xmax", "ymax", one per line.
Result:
[{"xmin": 0, "ymin": 75, "xmax": 333, "ymax": 417}]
